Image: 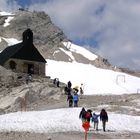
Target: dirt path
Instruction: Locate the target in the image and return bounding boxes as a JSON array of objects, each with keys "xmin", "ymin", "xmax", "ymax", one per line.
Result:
[
  {"xmin": 0, "ymin": 130, "xmax": 140, "ymax": 140},
  {"xmin": 28, "ymin": 93, "xmax": 140, "ymax": 116}
]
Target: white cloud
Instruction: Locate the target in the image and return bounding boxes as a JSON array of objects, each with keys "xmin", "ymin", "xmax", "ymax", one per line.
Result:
[
  {"xmin": 1, "ymin": 0, "xmax": 140, "ymax": 70},
  {"xmin": 29, "ymin": 0, "xmax": 103, "ymax": 38},
  {"xmin": 0, "ymin": 0, "xmax": 19, "ymax": 12}
]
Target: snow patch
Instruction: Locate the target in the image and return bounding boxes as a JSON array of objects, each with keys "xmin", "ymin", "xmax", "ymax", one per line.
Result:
[
  {"xmin": 53, "ymin": 50, "xmax": 60, "ymax": 56},
  {"xmin": 0, "ymin": 11, "xmax": 14, "ymax": 16},
  {"xmin": 1, "ymin": 37, "xmax": 22, "ymax": 46},
  {"xmin": 63, "ymin": 41, "xmax": 98, "ymax": 61},
  {"xmin": 59, "ymin": 47, "xmax": 75, "ymax": 61},
  {"xmin": 3, "ymin": 16, "xmax": 14, "ymax": 27}
]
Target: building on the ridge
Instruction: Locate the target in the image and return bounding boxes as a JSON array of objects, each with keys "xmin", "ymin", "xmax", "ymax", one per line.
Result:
[{"xmin": 0, "ymin": 28, "xmax": 46, "ymax": 76}]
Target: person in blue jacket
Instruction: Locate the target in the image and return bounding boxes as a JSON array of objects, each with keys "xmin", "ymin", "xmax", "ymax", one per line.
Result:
[
  {"xmin": 73, "ymin": 92, "xmax": 79, "ymax": 107},
  {"xmin": 92, "ymin": 112, "xmax": 100, "ymax": 131}
]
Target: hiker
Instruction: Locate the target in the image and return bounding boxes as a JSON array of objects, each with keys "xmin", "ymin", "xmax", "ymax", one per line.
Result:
[
  {"xmin": 79, "ymin": 107, "xmax": 87, "ymax": 123},
  {"xmin": 53, "ymin": 78, "xmax": 60, "ymax": 87},
  {"xmin": 80, "ymin": 84, "xmax": 84, "ymax": 95},
  {"xmin": 80, "ymin": 87, "xmax": 83, "ymax": 95},
  {"xmin": 67, "ymin": 94, "xmax": 73, "ymax": 107},
  {"xmin": 100, "ymin": 109, "xmax": 108, "ymax": 132},
  {"xmin": 67, "ymin": 81, "xmax": 72, "ymax": 89},
  {"xmin": 56, "ymin": 79, "xmax": 60, "ymax": 87},
  {"xmin": 73, "ymin": 92, "xmax": 79, "ymax": 107},
  {"xmin": 64, "ymin": 86, "xmax": 69, "ymax": 95},
  {"xmin": 86, "ymin": 109, "xmax": 92, "ymax": 123},
  {"xmin": 92, "ymin": 112, "xmax": 100, "ymax": 131},
  {"xmin": 53, "ymin": 78, "xmax": 57, "ymax": 85}
]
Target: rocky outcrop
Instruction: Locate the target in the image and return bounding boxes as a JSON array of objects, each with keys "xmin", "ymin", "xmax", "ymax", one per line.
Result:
[
  {"xmin": 0, "ymin": 66, "xmax": 18, "ymax": 88},
  {"xmin": 0, "ymin": 75, "xmax": 65, "ymax": 114}
]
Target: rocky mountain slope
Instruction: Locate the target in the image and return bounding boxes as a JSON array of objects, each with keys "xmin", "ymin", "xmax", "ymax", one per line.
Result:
[
  {"xmin": 0, "ymin": 10, "xmax": 119, "ymax": 70},
  {"xmin": 0, "ymin": 10, "xmax": 67, "ymax": 53},
  {"xmin": 0, "ymin": 65, "xmax": 65, "ymax": 114}
]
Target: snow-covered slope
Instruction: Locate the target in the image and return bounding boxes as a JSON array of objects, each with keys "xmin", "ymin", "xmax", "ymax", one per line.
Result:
[
  {"xmin": 0, "ymin": 108, "xmax": 140, "ymax": 133},
  {"xmin": 46, "ymin": 42, "xmax": 140, "ymax": 95},
  {"xmin": 3, "ymin": 16, "xmax": 14, "ymax": 27}
]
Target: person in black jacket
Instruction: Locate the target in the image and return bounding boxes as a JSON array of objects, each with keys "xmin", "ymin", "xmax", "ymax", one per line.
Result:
[
  {"xmin": 100, "ymin": 109, "xmax": 108, "ymax": 131},
  {"xmin": 67, "ymin": 94, "xmax": 73, "ymax": 107},
  {"xmin": 67, "ymin": 81, "xmax": 72, "ymax": 89},
  {"xmin": 79, "ymin": 107, "xmax": 87, "ymax": 123}
]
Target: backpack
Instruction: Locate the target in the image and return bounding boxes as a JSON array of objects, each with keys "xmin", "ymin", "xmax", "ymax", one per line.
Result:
[{"xmin": 86, "ymin": 112, "xmax": 91, "ymax": 119}]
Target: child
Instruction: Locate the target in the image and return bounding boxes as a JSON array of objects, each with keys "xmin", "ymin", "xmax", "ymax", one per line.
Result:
[
  {"xmin": 92, "ymin": 112, "xmax": 100, "ymax": 131},
  {"xmin": 73, "ymin": 92, "xmax": 79, "ymax": 107}
]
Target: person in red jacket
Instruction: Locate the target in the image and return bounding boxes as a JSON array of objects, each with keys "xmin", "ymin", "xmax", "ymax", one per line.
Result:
[{"xmin": 86, "ymin": 109, "xmax": 92, "ymax": 123}]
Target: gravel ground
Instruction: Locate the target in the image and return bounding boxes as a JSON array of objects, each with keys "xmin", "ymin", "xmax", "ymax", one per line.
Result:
[{"xmin": 0, "ymin": 130, "xmax": 140, "ymax": 140}]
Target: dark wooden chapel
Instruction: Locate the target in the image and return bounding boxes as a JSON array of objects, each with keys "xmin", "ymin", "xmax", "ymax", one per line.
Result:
[{"xmin": 0, "ymin": 29, "xmax": 46, "ymax": 76}]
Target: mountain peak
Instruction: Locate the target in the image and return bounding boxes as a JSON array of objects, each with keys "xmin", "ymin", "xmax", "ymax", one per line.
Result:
[{"xmin": 0, "ymin": 10, "xmax": 138, "ymax": 74}]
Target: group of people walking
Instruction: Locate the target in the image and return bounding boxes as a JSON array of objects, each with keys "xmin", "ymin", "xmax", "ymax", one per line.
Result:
[
  {"xmin": 64, "ymin": 81, "xmax": 85, "ymax": 107},
  {"xmin": 53, "ymin": 79, "xmax": 109, "ymax": 132},
  {"xmin": 79, "ymin": 108, "xmax": 108, "ymax": 132},
  {"xmin": 66, "ymin": 81, "xmax": 79, "ymax": 107},
  {"xmin": 67, "ymin": 90, "xmax": 79, "ymax": 107}
]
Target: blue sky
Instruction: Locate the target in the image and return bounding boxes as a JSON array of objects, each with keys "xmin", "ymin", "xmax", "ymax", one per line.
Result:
[
  {"xmin": 17, "ymin": 0, "xmax": 31, "ymax": 7},
  {"xmin": 17, "ymin": 0, "xmax": 47, "ymax": 7},
  {"xmin": 1, "ymin": 0, "xmax": 140, "ymax": 70}
]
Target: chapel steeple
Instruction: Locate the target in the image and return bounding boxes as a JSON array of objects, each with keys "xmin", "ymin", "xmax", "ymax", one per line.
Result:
[{"xmin": 22, "ymin": 28, "xmax": 33, "ymax": 45}]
